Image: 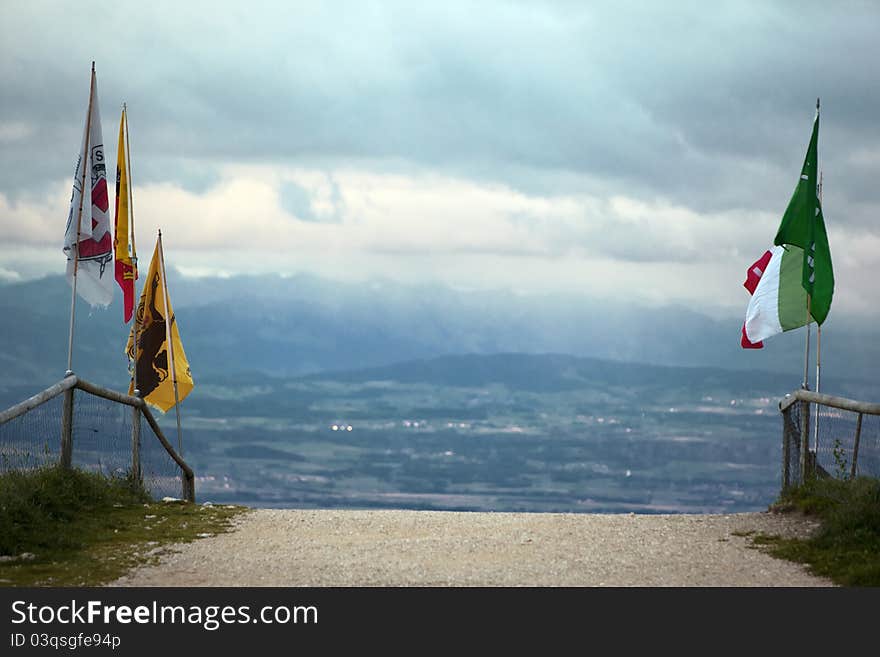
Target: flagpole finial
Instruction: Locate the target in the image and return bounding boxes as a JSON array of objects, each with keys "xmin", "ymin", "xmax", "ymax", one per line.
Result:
[
  {"xmin": 91, "ymin": 61, "xmax": 95, "ymax": 72},
  {"xmin": 816, "ymin": 97, "xmax": 820, "ymax": 110}
]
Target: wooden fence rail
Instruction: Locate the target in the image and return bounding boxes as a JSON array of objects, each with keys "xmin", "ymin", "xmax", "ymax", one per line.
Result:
[
  {"xmin": 779, "ymin": 388, "xmax": 880, "ymax": 489},
  {"xmin": 0, "ymin": 375, "xmax": 195, "ymax": 502}
]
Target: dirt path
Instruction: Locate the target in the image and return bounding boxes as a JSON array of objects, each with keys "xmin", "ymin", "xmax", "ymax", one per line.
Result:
[{"xmin": 111, "ymin": 508, "xmax": 834, "ymax": 587}]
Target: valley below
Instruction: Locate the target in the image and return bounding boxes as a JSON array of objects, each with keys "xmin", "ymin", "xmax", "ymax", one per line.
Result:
[{"xmin": 155, "ymin": 354, "xmax": 804, "ymax": 513}]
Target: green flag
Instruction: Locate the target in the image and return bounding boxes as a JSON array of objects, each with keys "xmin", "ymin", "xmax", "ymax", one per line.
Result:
[{"xmin": 773, "ymin": 103, "xmax": 834, "ymax": 325}]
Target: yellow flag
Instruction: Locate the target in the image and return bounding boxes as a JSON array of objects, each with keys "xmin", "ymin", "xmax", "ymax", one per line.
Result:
[
  {"xmin": 126, "ymin": 236, "xmax": 193, "ymax": 412},
  {"xmin": 113, "ymin": 106, "xmax": 137, "ymax": 322}
]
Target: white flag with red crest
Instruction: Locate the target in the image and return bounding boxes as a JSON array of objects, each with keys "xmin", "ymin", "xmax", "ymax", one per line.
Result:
[{"xmin": 63, "ymin": 65, "xmax": 114, "ymax": 307}]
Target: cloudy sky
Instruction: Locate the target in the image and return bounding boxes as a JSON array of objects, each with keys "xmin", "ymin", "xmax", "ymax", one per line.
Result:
[{"xmin": 1, "ymin": 0, "xmax": 878, "ymax": 318}]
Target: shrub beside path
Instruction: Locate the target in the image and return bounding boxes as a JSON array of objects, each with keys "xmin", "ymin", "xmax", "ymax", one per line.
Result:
[{"xmin": 111, "ymin": 508, "xmax": 834, "ymax": 587}]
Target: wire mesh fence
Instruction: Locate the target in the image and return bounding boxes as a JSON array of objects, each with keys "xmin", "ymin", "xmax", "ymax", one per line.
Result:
[
  {"xmin": 815, "ymin": 406, "xmax": 880, "ymax": 478},
  {"xmin": 71, "ymin": 388, "xmax": 186, "ymax": 500},
  {"xmin": 781, "ymin": 396, "xmax": 802, "ymax": 487},
  {"xmin": 70, "ymin": 388, "xmax": 132, "ymax": 479},
  {"xmin": 139, "ymin": 417, "xmax": 189, "ymax": 501},
  {"xmin": 0, "ymin": 394, "xmax": 63, "ymax": 472},
  {"xmin": 781, "ymin": 390, "xmax": 880, "ymax": 487},
  {"xmin": 0, "ymin": 377, "xmax": 192, "ymax": 501}
]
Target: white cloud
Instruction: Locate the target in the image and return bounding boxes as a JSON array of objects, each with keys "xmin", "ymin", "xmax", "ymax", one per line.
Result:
[
  {"xmin": 2, "ymin": 163, "xmax": 877, "ymax": 317},
  {"xmin": 0, "ymin": 185, "xmax": 69, "ymax": 244},
  {"xmin": 0, "ymin": 266, "xmax": 21, "ymax": 282}
]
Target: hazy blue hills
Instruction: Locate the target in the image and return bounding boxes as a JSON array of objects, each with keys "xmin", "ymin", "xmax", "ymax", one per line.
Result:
[
  {"xmin": 2, "ymin": 268, "xmax": 879, "ymax": 513},
  {"xmin": 303, "ymin": 352, "xmax": 800, "ymax": 395},
  {"xmin": 2, "ymin": 272, "xmax": 878, "ymax": 398}
]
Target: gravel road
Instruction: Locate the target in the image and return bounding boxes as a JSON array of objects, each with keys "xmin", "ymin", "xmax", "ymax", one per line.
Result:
[{"xmin": 111, "ymin": 508, "xmax": 833, "ymax": 587}]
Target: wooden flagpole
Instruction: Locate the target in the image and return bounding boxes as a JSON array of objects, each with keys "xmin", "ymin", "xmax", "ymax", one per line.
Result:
[
  {"xmin": 800, "ymin": 294, "xmax": 813, "ymax": 480},
  {"xmin": 66, "ymin": 62, "xmax": 96, "ymax": 375},
  {"xmin": 123, "ymin": 105, "xmax": 143, "ymax": 482},
  {"xmin": 125, "ymin": 105, "xmax": 141, "ymax": 396},
  {"xmin": 802, "ymin": 296, "xmax": 811, "ymax": 391},
  {"xmin": 814, "ymin": 170, "xmax": 824, "ymax": 453},
  {"xmin": 157, "ymin": 230, "xmax": 184, "ymax": 457},
  {"xmin": 799, "ymin": 98, "xmax": 821, "ymax": 479},
  {"xmin": 801, "ymin": 98, "xmax": 821, "ymax": 394}
]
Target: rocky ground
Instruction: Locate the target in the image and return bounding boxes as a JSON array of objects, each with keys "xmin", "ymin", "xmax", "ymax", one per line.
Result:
[{"xmin": 111, "ymin": 508, "xmax": 833, "ymax": 587}]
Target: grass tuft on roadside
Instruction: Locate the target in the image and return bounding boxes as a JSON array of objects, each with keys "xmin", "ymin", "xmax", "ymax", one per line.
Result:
[
  {"xmin": 0, "ymin": 465, "xmax": 249, "ymax": 586},
  {"xmin": 762, "ymin": 476, "xmax": 880, "ymax": 587}
]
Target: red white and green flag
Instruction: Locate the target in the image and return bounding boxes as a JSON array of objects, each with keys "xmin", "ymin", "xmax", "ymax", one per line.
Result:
[
  {"xmin": 742, "ymin": 245, "xmax": 811, "ymax": 347},
  {"xmin": 741, "ymin": 105, "xmax": 834, "ymax": 348}
]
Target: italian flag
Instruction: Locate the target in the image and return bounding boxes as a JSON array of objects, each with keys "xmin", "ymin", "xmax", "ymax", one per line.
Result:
[
  {"xmin": 741, "ymin": 103, "xmax": 834, "ymax": 349},
  {"xmin": 742, "ymin": 245, "xmax": 811, "ymax": 348}
]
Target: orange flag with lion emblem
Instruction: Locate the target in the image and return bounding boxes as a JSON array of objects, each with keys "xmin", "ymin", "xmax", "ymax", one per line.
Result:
[{"xmin": 126, "ymin": 234, "xmax": 193, "ymax": 412}]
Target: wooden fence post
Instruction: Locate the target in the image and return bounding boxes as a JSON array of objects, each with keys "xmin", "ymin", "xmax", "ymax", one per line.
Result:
[
  {"xmin": 131, "ymin": 399, "xmax": 142, "ymax": 483},
  {"xmin": 782, "ymin": 408, "xmax": 791, "ymax": 490},
  {"xmin": 184, "ymin": 472, "xmax": 195, "ymax": 503},
  {"xmin": 851, "ymin": 413, "xmax": 863, "ymax": 480},
  {"xmin": 799, "ymin": 399, "xmax": 811, "ymax": 483},
  {"xmin": 60, "ymin": 387, "xmax": 74, "ymax": 469}
]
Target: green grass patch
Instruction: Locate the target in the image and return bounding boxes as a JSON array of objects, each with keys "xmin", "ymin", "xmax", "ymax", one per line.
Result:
[
  {"xmin": 767, "ymin": 476, "xmax": 880, "ymax": 586},
  {"xmin": 0, "ymin": 466, "xmax": 250, "ymax": 586},
  {"xmin": 731, "ymin": 530, "xmax": 755, "ymax": 538}
]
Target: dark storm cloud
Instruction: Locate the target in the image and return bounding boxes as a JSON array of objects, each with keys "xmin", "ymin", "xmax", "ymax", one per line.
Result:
[{"xmin": 1, "ymin": 0, "xmax": 878, "ymax": 231}]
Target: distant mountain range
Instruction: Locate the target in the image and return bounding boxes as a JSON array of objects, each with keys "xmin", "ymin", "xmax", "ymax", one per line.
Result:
[
  {"xmin": 1, "ymin": 273, "xmax": 878, "ymax": 402},
  {"xmin": 4, "ymin": 273, "xmax": 876, "ymax": 513},
  {"xmin": 304, "ymin": 352, "xmax": 773, "ymax": 393},
  {"xmin": 300, "ymin": 351, "xmax": 880, "ymax": 403}
]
